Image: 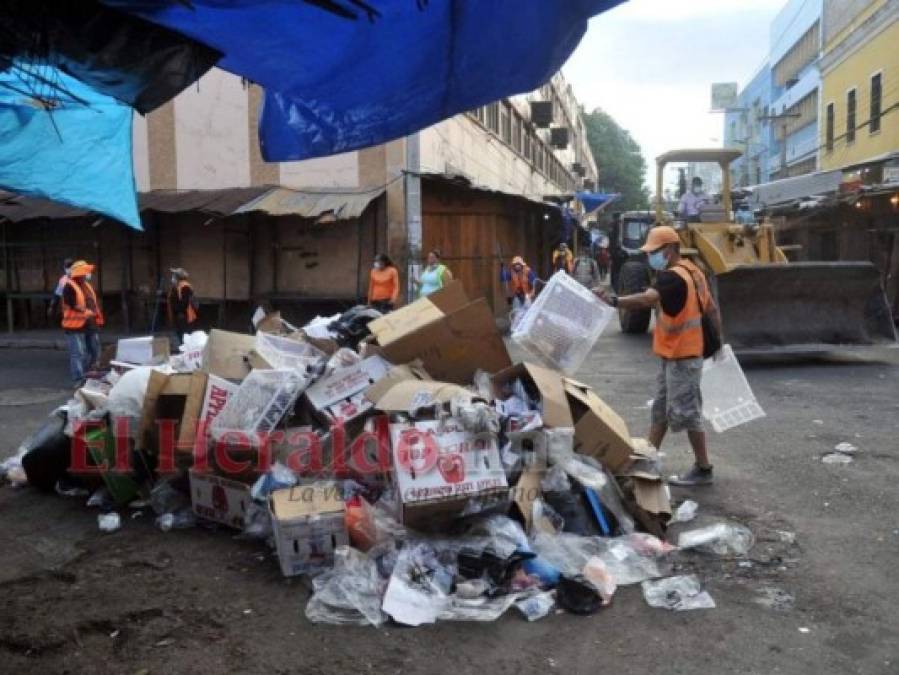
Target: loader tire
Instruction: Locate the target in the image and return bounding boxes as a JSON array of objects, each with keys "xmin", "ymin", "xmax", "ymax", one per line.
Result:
[{"xmin": 618, "ymin": 261, "xmax": 652, "ymax": 334}]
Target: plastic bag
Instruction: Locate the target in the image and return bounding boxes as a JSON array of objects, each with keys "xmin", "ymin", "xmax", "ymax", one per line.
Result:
[
  {"xmin": 554, "ymin": 454, "xmax": 635, "ymax": 534},
  {"xmin": 515, "ymin": 590, "xmax": 555, "ymax": 621},
  {"xmin": 544, "ymin": 427, "xmax": 575, "ymax": 459},
  {"xmin": 381, "ymin": 543, "xmax": 454, "ymax": 626},
  {"xmin": 305, "ymin": 546, "xmax": 387, "ymax": 627},
  {"xmin": 438, "ymin": 593, "xmax": 521, "ymax": 622},
  {"xmin": 150, "ymin": 478, "xmax": 190, "ymax": 515},
  {"xmin": 677, "ymin": 522, "xmax": 754, "ymax": 556},
  {"xmin": 156, "ymin": 509, "xmax": 196, "ymax": 532},
  {"xmin": 451, "ymin": 397, "xmax": 500, "ymax": 434},
  {"xmin": 583, "ymin": 557, "xmax": 616, "ymax": 605},
  {"xmin": 250, "ymin": 462, "xmax": 298, "ymax": 501},
  {"xmin": 641, "ymin": 575, "xmax": 715, "ymax": 611},
  {"xmin": 107, "ymin": 367, "xmax": 156, "ymax": 438},
  {"xmin": 98, "ymin": 512, "xmax": 121, "ymax": 533},
  {"xmin": 541, "ymin": 465, "xmax": 571, "ymax": 493},
  {"xmin": 671, "ymin": 499, "xmax": 698, "ymax": 523},
  {"xmin": 325, "ymin": 347, "xmax": 362, "ymax": 374}
]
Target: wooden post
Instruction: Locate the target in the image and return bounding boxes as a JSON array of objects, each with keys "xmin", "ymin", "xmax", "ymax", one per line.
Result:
[{"xmin": 121, "ymin": 227, "xmax": 132, "ymax": 333}]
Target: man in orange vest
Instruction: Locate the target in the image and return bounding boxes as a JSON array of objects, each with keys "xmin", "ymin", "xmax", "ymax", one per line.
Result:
[
  {"xmin": 167, "ymin": 267, "xmax": 198, "ymax": 343},
  {"xmin": 503, "ymin": 256, "xmax": 537, "ymax": 311},
  {"xmin": 61, "ymin": 260, "xmax": 104, "ymax": 385},
  {"xmin": 595, "ymin": 226, "xmax": 722, "ymax": 486}
]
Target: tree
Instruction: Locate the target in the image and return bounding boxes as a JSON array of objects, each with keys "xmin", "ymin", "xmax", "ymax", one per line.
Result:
[{"xmin": 582, "ymin": 107, "xmax": 650, "ymax": 212}]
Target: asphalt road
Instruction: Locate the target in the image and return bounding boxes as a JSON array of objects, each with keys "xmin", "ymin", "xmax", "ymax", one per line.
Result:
[{"xmin": 0, "ymin": 327, "xmax": 897, "ymax": 674}]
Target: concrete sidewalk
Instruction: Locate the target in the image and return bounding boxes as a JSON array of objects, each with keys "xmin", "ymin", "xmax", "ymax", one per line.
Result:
[{"xmin": 0, "ymin": 330, "xmax": 138, "ymax": 351}]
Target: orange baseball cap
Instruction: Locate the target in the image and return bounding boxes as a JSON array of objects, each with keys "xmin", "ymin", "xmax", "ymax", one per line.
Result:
[
  {"xmin": 640, "ymin": 226, "xmax": 680, "ymax": 252},
  {"xmin": 69, "ymin": 260, "xmax": 95, "ymax": 277}
]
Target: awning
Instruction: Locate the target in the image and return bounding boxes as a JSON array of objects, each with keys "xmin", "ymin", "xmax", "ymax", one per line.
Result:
[
  {"xmin": 236, "ymin": 186, "xmax": 386, "ymax": 220},
  {"xmin": 0, "ymin": 187, "xmax": 271, "ymax": 224},
  {"xmin": 576, "ymin": 191, "xmax": 619, "ymax": 214}
]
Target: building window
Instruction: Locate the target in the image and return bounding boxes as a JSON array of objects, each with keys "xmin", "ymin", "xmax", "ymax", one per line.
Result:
[
  {"xmin": 512, "ymin": 115, "xmax": 522, "ymax": 154},
  {"xmin": 524, "ymin": 130, "xmax": 532, "ymax": 163},
  {"xmin": 825, "ymin": 102, "xmax": 834, "ymax": 152},
  {"xmin": 846, "ymin": 88, "xmax": 856, "ymax": 144},
  {"xmin": 870, "ymin": 73, "xmax": 882, "ymax": 134},
  {"xmin": 486, "ymin": 103, "xmax": 499, "ymax": 132},
  {"xmin": 500, "ymin": 102, "xmax": 512, "ymax": 144}
]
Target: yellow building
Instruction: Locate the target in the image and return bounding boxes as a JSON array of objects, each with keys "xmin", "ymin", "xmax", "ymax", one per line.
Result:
[{"xmin": 819, "ymin": 0, "xmax": 899, "ymax": 170}]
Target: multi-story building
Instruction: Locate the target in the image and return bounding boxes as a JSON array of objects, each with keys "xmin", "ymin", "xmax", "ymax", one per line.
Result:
[
  {"xmin": 724, "ymin": 64, "xmax": 775, "ymax": 187},
  {"xmin": 768, "ymin": 0, "xmax": 824, "ymax": 180},
  {"xmin": 0, "ymin": 68, "xmax": 598, "ymax": 330},
  {"xmin": 818, "ymin": 0, "xmax": 899, "ymax": 171}
]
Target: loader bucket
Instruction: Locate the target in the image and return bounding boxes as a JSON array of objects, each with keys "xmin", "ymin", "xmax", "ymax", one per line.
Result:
[{"xmin": 715, "ymin": 262, "xmax": 897, "ymax": 354}]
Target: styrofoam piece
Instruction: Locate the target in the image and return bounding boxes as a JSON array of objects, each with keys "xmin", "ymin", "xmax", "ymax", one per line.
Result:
[
  {"xmin": 701, "ymin": 345, "xmax": 765, "ymax": 432},
  {"xmin": 210, "ymin": 369, "xmax": 309, "ymax": 443},
  {"xmin": 255, "ymin": 331, "xmax": 327, "ymax": 372},
  {"xmin": 512, "ymin": 271, "xmax": 615, "ymax": 374}
]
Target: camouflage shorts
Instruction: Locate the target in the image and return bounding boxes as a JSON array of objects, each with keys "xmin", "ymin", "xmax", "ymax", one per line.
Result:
[{"xmin": 650, "ymin": 357, "xmax": 704, "ymax": 432}]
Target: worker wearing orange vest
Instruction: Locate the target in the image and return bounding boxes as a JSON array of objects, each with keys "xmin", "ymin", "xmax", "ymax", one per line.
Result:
[
  {"xmin": 61, "ymin": 260, "xmax": 104, "ymax": 385},
  {"xmin": 595, "ymin": 226, "xmax": 722, "ymax": 487},
  {"xmin": 503, "ymin": 256, "xmax": 537, "ymax": 310},
  {"xmin": 168, "ymin": 267, "xmax": 198, "ymax": 343}
]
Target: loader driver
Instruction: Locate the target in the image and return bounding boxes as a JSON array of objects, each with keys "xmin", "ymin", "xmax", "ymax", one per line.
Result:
[
  {"xmin": 678, "ymin": 176, "xmax": 708, "ymax": 222},
  {"xmin": 594, "ymin": 226, "xmax": 721, "ymax": 487}
]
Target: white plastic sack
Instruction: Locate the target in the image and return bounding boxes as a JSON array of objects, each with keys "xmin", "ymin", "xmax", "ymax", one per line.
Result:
[{"xmin": 106, "ymin": 367, "xmax": 156, "ymax": 439}]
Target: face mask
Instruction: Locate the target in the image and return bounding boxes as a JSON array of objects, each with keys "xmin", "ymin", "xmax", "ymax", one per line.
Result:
[
  {"xmin": 692, "ymin": 187, "xmax": 702, "ymax": 195},
  {"xmin": 85, "ymin": 273, "xmax": 93, "ymax": 282},
  {"xmin": 373, "ymin": 262, "xmax": 384, "ymax": 270},
  {"xmin": 513, "ymin": 265, "xmax": 522, "ymax": 272},
  {"xmin": 648, "ymin": 250, "xmax": 668, "ymax": 271}
]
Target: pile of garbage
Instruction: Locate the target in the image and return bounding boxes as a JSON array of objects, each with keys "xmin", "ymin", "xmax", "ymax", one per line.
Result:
[{"xmin": 1, "ymin": 272, "xmax": 761, "ymax": 625}]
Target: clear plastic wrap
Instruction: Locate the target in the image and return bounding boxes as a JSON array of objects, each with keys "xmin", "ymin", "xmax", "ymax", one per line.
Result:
[
  {"xmin": 515, "ymin": 591, "xmax": 556, "ymax": 621},
  {"xmin": 553, "ymin": 454, "xmax": 635, "ymax": 534},
  {"xmin": 255, "ymin": 331, "xmax": 327, "ymax": 372},
  {"xmin": 641, "ymin": 575, "xmax": 715, "ymax": 611},
  {"xmin": 677, "ymin": 522, "xmax": 754, "ymax": 556},
  {"xmin": 305, "ymin": 546, "xmax": 387, "ymax": 627},
  {"xmin": 512, "ymin": 271, "xmax": 615, "ymax": 374}
]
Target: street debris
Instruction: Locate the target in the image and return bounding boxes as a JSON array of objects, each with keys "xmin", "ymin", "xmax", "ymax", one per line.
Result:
[
  {"xmin": 833, "ymin": 442, "xmax": 858, "ymax": 455},
  {"xmin": 1, "ymin": 284, "xmax": 758, "ymax": 627},
  {"xmin": 821, "ymin": 453, "xmax": 853, "ymax": 465},
  {"xmin": 641, "ymin": 575, "xmax": 715, "ymax": 611}
]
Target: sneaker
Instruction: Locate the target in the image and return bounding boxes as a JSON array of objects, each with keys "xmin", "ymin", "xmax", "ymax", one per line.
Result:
[{"xmin": 668, "ymin": 464, "xmax": 713, "ymax": 487}]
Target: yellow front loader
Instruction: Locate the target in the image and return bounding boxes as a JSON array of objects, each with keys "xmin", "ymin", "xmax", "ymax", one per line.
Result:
[{"xmin": 615, "ymin": 148, "xmax": 896, "ymax": 354}]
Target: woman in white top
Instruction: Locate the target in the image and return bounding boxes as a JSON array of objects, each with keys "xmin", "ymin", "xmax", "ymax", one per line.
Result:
[{"xmin": 414, "ymin": 249, "xmax": 453, "ymax": 298}]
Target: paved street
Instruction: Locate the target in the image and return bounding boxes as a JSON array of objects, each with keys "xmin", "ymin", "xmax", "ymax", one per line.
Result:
[{"xmin": 1, "ymin": 328, "xmax": 897, "ymax": 674}]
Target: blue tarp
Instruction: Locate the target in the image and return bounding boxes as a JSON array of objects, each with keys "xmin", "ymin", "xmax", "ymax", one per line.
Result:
[
  {"xmin": 108, "ymin": 0, "xmax": 623, "ymax": 161},
  {"xmin": 577, "ymin": 191, "xmax": 619, "ymax": 214},
  {"xmin": 0, "ymin": 63, "xmax": 141, "ymax": 228}
]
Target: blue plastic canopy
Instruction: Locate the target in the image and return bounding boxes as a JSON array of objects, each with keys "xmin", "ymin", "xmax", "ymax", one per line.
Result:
[
  {"xmin": 0, "ymin": 63, "xmax": 141, "ymax": 228},
  {"xmin": 107, "ymin": 0, "xmax": 623, "ymax": 161},
  {"xmin": 577, "ymin": 191, "xmax": 619, "ymax": 214}
]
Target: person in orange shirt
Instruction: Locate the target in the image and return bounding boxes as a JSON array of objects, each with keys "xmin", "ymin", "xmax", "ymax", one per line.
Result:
[
  {"xmin": 367, "ymin": 254, "xmax": 400, "ymax": 313},
  {"xmin": 61, "ymin": 260, "xmax": 104, "ymax": 385}
]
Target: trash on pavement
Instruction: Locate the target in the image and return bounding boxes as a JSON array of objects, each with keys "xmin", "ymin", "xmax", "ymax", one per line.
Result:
[
  {"xmin": 98, "ymin": 512, "xmax": 122, "ymax": 533},
  {"xmin": 641, "ymin": 575, "xmax": 715, "ymax": 611},
  {"xmin": 678, "ymin": 522, "xmax": 754, "ymax": 556},
  {"xmin": 833, "ymin": 442, "xmax": 858, "ymax": 455},
  {"xmin": 515, "ymin": 590, "xmax": 556, "ymax": 621},
  {"xmin": 821, "ymin": 453, "xmax": 853, "ymax": 464},
  {"xmin": 269, "ymin": 483, "xmax": 348, "ymax": 577},
  {"xmin": 671, "ymin": 499, "xmax": 699, "ymax": 523}
]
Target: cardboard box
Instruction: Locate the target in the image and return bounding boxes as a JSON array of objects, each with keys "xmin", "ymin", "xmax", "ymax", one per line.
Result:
[
  {"xmin": 492, "ymin": 363, "xmax": 573, "ymax": 428},
  {"xmin": 368, "ymin": 281, "xmax": 469, "ymax": 347},
  {"xmin": 115, "ymin": 336, "xmax": 171, "ymax": 366},
  {"xmin": 379, "ymin": 298, "xmax": 511, "ymax": 385},
  {"xmin": 189, "ymin": 469, "xmax": 254, "ymax": 529},
  {"xmin": 305, "ymin": 356, "xmax": 391, "ymax": 423},
  {"xmin": 138, "ymin": 371, "xmax": 208, "ymax": 455},
  {"xmin": 563, "ymin": 379, "xmax": 633, "ymax": 473},
  {"xmin": 388, "ymin": 419, "xmax": 508, "ymax": 528},
  {"xmin": 365, "ymin": 364, "xmax": 472, "ymax": 414},
  {"xmin": 269, "ymin": 483, "xmax": 348, "ymax": 577},
  {"xmin": 200, "ymin": 329, "xmax": 257, "ymax": 381}
]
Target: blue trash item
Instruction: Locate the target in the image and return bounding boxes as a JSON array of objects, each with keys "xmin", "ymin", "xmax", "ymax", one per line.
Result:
[
  {"xmin": 583, "ymin": 487, "xmax": 612, "ymax": 536},
  {"xmin": 0, "ymin": 61, "xmax": 141, "ymax": 228},
  {"xmin": 107, "ymin": 0, "xmax": 624, "ymax": 161}
]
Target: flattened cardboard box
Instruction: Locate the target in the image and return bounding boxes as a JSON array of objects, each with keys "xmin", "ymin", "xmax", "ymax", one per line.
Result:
[
  {"xmin": 115, "ymin": 336, "xmax": 171, "ymax": 366},
  {"xmin": 563, "ymin": 379, "xmax": 633, "ymax": 473},
  {"xmin": 366, "ymin": 364, "xmax": 472, "ymax": 414},
  {"xmin": 305, "ymin": 355, "xmax": 391, "ymax": 423},
  {"xmin": 492, "ymin": 362, "xmax": 573, "ymax": 428},
  {"xmin": 189, "ymin": 469, "xmax": 254, "ymax": 529},
  {"xmin": 269, "ymin": 483, "xmax": 348, "ymax": 577},
  {"xmin": 380, "ymin": 298, "xmax": 511, "ymax": 385},
  {"xmin": 368, "ymin": 281, "xmax": 469, "ymax": 346},
  {"xmin": 200, "ymin": 329, "xmax": 257, "ymax": 381}
]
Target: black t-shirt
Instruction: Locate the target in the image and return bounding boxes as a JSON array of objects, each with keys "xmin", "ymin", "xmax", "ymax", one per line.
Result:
[{"xmin": 653, "ymin": 270, "xmax": 688, "ymax": 316}]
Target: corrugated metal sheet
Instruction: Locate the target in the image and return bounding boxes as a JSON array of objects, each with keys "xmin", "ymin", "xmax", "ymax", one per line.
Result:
[{"xmin": 236, "ymin": 186, "xmax": 385, "ymax": 220}]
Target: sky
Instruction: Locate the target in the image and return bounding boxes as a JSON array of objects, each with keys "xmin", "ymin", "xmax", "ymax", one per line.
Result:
[{"xmin": 564, "ymin": 0, "xmax": 787, "ymax": 190}]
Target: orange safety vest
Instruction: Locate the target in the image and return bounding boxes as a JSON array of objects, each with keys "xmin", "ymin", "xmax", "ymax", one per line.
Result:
[
  {"xmin": 508, "ymin": 267, "xmax": 533, "ymax": 296},
  {"xmin": 62, "ymin": 280, "xmax": 104, "ymax": 330},
  {"xmin": 172, "ymin": 280, "xmax": 198, "ymax": 324},
  {"xmin": 652, "ymin": 259, "xmax": 710, "ymax": 359}
]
